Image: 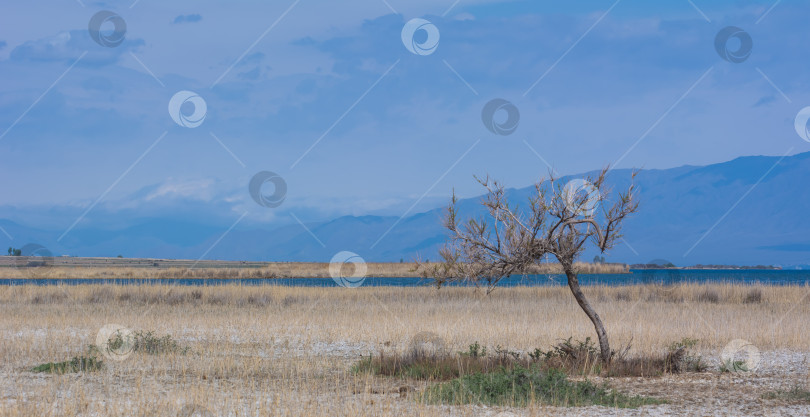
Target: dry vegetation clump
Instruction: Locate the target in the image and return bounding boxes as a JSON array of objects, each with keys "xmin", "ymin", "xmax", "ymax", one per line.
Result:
[
  {"xmin": 356, "ymin": 336, "xmax": 707, "ymax": 380},
  {"xmin": 696, "ymin": 288, "xmax": 721, "ymax": 303},
  {"xmin": 418, "ymin": 366, "xmax": 662, "ymax": 408},
  {"xmin": 762, "ymin": 386, "xmax": 810, "ymax": 403},
  {"xmin": 29, "ymin": 289, "xmax": 68, "ymax": 304},
  {"xmin": 30, "ymin": 346, "xmax": 104, "ymax": 374},
  {"xmin": 744, "ymin": 288, "xmax": 763, "ymax": 304}
]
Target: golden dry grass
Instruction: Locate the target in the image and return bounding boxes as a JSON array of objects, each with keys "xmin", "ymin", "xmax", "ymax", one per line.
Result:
[
  {"xmin": 1, "ymin": 283, "xmax": 808, "ymax": 416},
  {"xmin": 0, "ymin": 259, "xmax": 627, "ymax": 279}
]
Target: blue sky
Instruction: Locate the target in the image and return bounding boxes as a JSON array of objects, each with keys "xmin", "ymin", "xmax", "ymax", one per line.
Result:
[{"xmin": 0, "ymin": 0, "xmax": 808, "ymax": 232}]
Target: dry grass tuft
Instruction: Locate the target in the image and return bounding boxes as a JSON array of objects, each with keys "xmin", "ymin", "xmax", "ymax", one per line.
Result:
[{"xmin": 744, "ymin": 288, "xmax": 763, "ymax": 304}]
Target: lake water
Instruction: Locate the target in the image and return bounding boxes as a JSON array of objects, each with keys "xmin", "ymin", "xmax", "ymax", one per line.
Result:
[{"xmin": 1, "ymin": 269, "xmax": 809, "ymax": 287}]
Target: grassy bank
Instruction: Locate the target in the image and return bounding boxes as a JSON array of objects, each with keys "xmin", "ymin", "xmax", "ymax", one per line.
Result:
[{"xmin": 0, "ymin": 257, "xmax": 628, "ymax": 278}]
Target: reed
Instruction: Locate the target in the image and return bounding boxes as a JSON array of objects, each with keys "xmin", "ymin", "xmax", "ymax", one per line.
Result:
[{"xmin": 0, "ymin": 259, "xmax": 628, "ymax": 279}]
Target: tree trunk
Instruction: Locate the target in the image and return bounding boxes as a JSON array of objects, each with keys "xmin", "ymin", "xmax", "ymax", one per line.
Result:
[{"xmin": 564, "ymin": 268, "xmax": 612, "ymax": 363}]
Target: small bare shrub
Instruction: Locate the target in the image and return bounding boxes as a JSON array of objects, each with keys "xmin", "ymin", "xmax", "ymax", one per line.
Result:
[
  {"xmin": 696, "ymin": 289, "xmax": 720, "ymax": 304},
  {"xmin": 743, "ymin": 288, "xmax": 763, "ymax": 304},
  {"xmin": 164, "ymin": 291, "xmax": 188, "ymax": 305},
  {"xmin": 247, "ymin": 294, "xmax": 270, "ymax": 306},
  {"xmin": 85, "ymin": 287, "xmax": 113, "ymax": 303},
  {"xmin": 615, "ymin": 291, "xmax": 632, "ymax": 302},
  {"xmin": 206, "ymin": 293, "xmax": 228, "ymax": 305},
  {"xmin": 30, "ymin": 291, "xmax": 67, "ymax": 304}
]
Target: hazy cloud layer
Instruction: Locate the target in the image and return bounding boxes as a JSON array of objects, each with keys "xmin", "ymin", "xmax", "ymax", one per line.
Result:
[{"xmin": 0, "ymin": 0, "xmax": 807, "ymax": 237}]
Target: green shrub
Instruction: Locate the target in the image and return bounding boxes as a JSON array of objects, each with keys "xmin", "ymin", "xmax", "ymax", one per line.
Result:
[
  {"xmin": 719, "ymin": 359, "xmax": 749, "ymax": 373},
  {"xmin": 354, "ymin": 336, "xmax": 709, "ymax": 381},
  {"xmin": 761, "ymin": 386, "xmax": 810, "ymax": 403},
  {"xmin": 459, "ymin": 342, "xmax": 486, "ymax": 358},
  {"xmin": 104, "ymin": 330, "xmax": 186, "ymax": 356},
  {"xmin": 31, "ymin": 347, "xmax": 104, "ymax": 374},
  {"xmin": 131, "ymin": 330, "xmax": 186, "ymax": 355},
  {"xmin": 420, "ymin": 366, "xmax": 662, "ymax": 408}
]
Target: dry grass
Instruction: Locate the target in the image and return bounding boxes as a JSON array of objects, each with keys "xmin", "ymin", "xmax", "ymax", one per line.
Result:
[
  {"xmin": 0, "ymin": 283, "xmax": 808, "ymax": 416},
  {"xmin": 0, "ymin": 259, "xmax": 626, "ymax": 279}
]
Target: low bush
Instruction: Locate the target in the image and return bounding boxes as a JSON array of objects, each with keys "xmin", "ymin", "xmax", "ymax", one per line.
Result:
[
  {"xmin": 762, "ymin": 386, "xmax": 810, "ymax": 403},
  {"xmin": 743, "ymin": 288, "xmax": 763, "ymax": 304},
  {"xmin": 354, "ymin": 337, "xmax": 707, "ymax": 380},
  {"xmin": 353, "ymin": 342, "xmax": 516, "ymax": 381},
  {"xmin": 105, "ymin": 330, "xmax": 186, "ymax": 355},
  {"xmin": 719, "ymin": 359, "xmax": 749, "ymax": 373},
  {"xmin": 696, "ymin": 289, "xmax": 720, "ymax": 303},
  {"xmin": 31, "ymin": 347, "xmax": 104, "ymax": 374},
  {"xmin": 420, "ymin": 366, "xmax": 663, "ymax": 408},
  {"xmin": 132, "ymin": 330, "xmax": 186, "ymax": 354}
]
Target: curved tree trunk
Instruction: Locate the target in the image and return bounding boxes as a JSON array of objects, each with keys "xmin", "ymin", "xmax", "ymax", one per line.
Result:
[{"xmin": 564, "ymin": 268, "xmax": 612, "ymax": 363}]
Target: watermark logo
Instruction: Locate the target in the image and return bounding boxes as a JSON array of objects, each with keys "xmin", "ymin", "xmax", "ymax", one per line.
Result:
[
  {"xmin": 177, "ymin": 405, "xmax": 214, "ymax": 417},
  {"xmin": 401, "ymin": 18, "xmax": 440, "ymax": 56},
  {"xmin": 409, "ymin": 331, "xmax": 446, "ymax": 357},
  {"xmin": 168, "ymin": 91, "xmax": 207, "ymax": 128},
  {"xmin": 13, "ymin": 243, "xmax": 54, "ymax": 277},
  {"xmin": 562, "ymin": 179, "xmax": 600, "ymax": 217},
  {"xmin": 95, "ymin": 324, "xmax": 135, "ymax": 361},
  {"xmin": 249, "ymin": 171, "xmax": 287, "ymax": 208},
  {"xmin": 720, "ymin": 339, "xmax": 760, "ymax": 372},
  {"xmin": 481, "ymin": 99, "xmax": 520, "ymax": 136},
  {"xmin": 329, "ymin": 251, "xmax": 367, "ymax": 288},
  {"xmin": 88, "ymin": 11, "xmax": 127, "ymax": 48},
  {"xmin": 714, "ymin": 26, "xmax": 752, "ymax": 63},
  {"xmin": 794, "ymin": 107, "xmax": 810, "ymax": 142}
]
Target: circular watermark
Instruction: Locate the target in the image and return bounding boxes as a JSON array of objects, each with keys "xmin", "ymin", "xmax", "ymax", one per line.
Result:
[
  {"xmin": 95, "ymin": 324, "xmax": 135, "ymax": 362},
  {"xmin": 13, "ymin": 243, "xmax": 54, "ymax": 277},
  {"xmin": 714, "ymin": 26, "xmax": 752, "ymax": 63},
  {"xmin": 562, "ymin": 179, "xmax": 600, "ymax": 217},
  {"xmin": 177, "ymin": 405, "xmax": 214, "ymax": 417},
  {"xmin": 249, "ymin": 171, "xmax": 287, "ymax": 208},
  {"xmin": 409, "ymin": 331, "xmax": 446, "ymax": 357},
  {"xmin": 329, "ymin": 251, "xmax": 367, "ymax": 288},
  {"xmin": 720, "ymin": 339, "xmax": 760, "ymax": 373},
  {"xmin": 401, "ymin": 18, "xmax": 440, "ymax": 56},
  {"xmin": 88, "ymin": 10, "xmax": 127, "ymax": 48},
  {"xmin": 168, "ymin": 91, "xmax": 207, "ymax": 128},
  {"xmin": 481, "ymin": 99, "xmax": 520, "ymax": 136},
  {"xmin": 794, "ymin": 107, "xmax": 810, "ymax": 143}
]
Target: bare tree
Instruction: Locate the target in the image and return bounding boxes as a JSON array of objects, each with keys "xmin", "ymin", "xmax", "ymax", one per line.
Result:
[{"xmin": 422, "ymin": 168, "xmax": 638, "ymax": 363}]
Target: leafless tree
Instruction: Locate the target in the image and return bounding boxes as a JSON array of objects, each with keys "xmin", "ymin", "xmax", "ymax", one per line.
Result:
[{"xmin": 421, "ymin": 167, "xmax": 638, "ymax": 363}]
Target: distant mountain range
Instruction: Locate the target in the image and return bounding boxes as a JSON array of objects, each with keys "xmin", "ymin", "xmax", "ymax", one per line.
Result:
[{"xmin": 2, "ymin": 152, "xmax": 810, "ymax": 267}]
